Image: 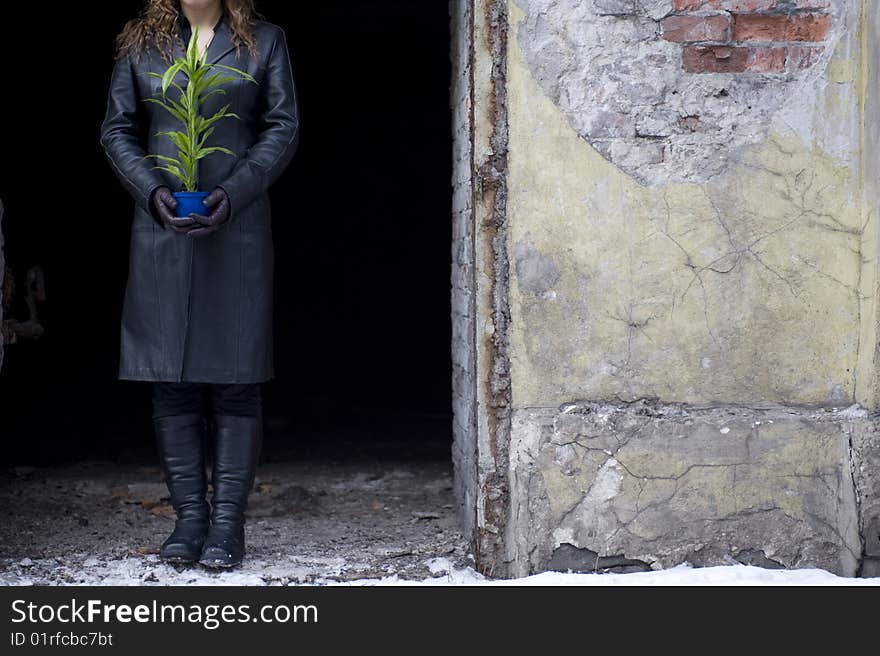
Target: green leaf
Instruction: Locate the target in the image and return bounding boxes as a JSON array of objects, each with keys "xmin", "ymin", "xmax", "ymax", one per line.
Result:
[
  {"xmin": 197, "ymin": 104, "xmax": 235, "ymax": 132},
  {"xmin": 167, "ymin": 81, "xmax": 187, "ymax": 99},
  {"xmin": 200, "ymin": 72, "xmax": 224, "ymax": 89},
  {"xmin": 187, "ymin": 81, "xmax": 197, "ymax": 115},
  {"xmin": 202, "ymin": 72, "xmax": 239, "ymax": 89},
  {"xmin": 157, "ymin": 130, "xmax": 194, "ymax": 154},
  {"xmin": 211, "ymin": 64, "xmax": 257, "ymax": 84},
  {"xmin": 191, "ymin": 53, "xmax": 216, "ymax": 86},
  {"xmin": 199, "ymin": 88, "xmax": 226, "ymax": 103},
  {"xmin": 197, "ymin": 126, "xmax": 216, "ymax": 147},
  {"xmin": 151, "ymin": 164, "xmax": 185, "ymax": 183},
  {"xmin": 146, "ymin": 26, "xmax": 248, "ymax": 191},
  {"xmin": 160, "ymin": 90, "xmax": 188, "ymax": 116},
  {"xmin": 196, "ymin": 146, "xmax": 235, "ymax": 160},
  {"xmin": 146, "ymin": 154, "xmax": 184, "ymax": 168},
  {"xmin": 151, "ymin": 163, "xmax": 181, "ymax": 176},
  {"xmin": 144, "ymin": 97, "xmax": 188, "ymax": 124},
  {"xmin": 161, "ymin": 61, "xmax": 184, "ymax": 96},
  {"xmin": 188, "ymin": 27, "xmax": 200, "ymax": 70}
]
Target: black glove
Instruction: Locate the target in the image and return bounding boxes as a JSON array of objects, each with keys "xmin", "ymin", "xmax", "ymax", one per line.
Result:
[
  {"xmin": 151, "ymin": 186, "xmax": 198, "ymax": 233},
  {"xmin": 187, "ymin": 188, "xmax": 231, "ymax": 238}
]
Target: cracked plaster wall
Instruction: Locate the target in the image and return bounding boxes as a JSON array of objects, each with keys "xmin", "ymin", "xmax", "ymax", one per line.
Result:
[
  {"xmin": 491, "ymin": 0, "xmax": 880, "ymax": 576},
  {"xmin": 507, "ymin": 401, "xmax": 867, "ymax": 576},
  {"xmin": 513, "ymin": 0, "xmax": 847, "ymax": 186},
  {"xmin": 507, "ymin": 0, "xmax": 870, "ymax": 407}
]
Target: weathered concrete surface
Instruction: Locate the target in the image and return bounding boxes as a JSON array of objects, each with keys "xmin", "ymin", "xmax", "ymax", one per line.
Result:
[
  {"xmin": 511, "ymin": 0, "xmax": 849, "ymax": 186},
  {"xmin": 851, "ymin": 417, "xmax": 880, "ymax": 575},
  {"xmin": 450, "ymin": 0, "xmax": 479, "ymax": 548},
  {"xmin": 506, "ymin": 0, "xmax": 871, "ymax": 407},
  {"xmin": 856, "ymin": 0, "xmax": 880, "ymax": 411},
  {"xmin": 507, "ymin": 401, "xmax": 873, "ymax": 577},
  {"xmin": 465, "ymin": 0, "xmax": 515, "ymax": 577},
  {"xmin": 454, "ymin": 1, "xmax": 879, "ymax": 577}
]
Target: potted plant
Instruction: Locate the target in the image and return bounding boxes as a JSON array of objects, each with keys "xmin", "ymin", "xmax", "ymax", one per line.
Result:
[{"xmin": 145, "ymin": 27, "xmax": 256, "ymax": 217}]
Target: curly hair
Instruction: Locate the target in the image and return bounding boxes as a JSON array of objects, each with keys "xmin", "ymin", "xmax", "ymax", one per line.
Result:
[{"xmin": 115, "ymin": 0, "xmax": 259, "ymax": 61}]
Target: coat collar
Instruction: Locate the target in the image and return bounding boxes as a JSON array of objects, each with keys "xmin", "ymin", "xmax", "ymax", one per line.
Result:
[{"xmin": 175, "ymin": 10, "xmax": 235, "ymax": 66}]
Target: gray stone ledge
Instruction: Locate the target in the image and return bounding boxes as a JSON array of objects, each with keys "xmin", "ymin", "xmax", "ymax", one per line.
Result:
[{"xmin": 507, "ymin": 399, "xmax": 878, "ymax": 577}]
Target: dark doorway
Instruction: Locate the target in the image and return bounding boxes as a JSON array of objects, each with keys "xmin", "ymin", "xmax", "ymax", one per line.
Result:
[{"xmin": 0, "ymin": 1, "xmax": 453, "ymax": 465}]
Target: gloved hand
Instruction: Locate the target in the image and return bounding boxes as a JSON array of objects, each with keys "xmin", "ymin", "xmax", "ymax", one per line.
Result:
[
  {"xmin": 151, "ymin": 186, "xmax": 197, "ymax": 233},
  {"xmin": 187, "ymin": 188, "xmax": 231, "ymax": 238}
]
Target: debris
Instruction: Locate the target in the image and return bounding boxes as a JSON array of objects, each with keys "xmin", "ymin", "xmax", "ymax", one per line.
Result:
[
  {"xmin": 142, "ymin": 501, "xmax": 176, "ymax": 519},
  {"xmin": 126, "ymin": 483, "xmax": 168, "ymax": 502},
  {"xmin": 382, "ymin": 549, "xmax": 414, "ymax": 558},
  {"xmin": 14, "ymin": 466, "xmax": 35, "ymax": 477},
  {"xmin": 112, "ymin": 483, "xmax": 168, "ymax": 508},
  {"xmin": 129, "ymin": 547, "xmax": 160, "ymax": 557},
  {"xmin": 0, "ymin": 459, "xmax": 468, "ymax": 585},
  {"xmin": 110, "ymin": 486, "xmax": 129, "ymax": 499}
]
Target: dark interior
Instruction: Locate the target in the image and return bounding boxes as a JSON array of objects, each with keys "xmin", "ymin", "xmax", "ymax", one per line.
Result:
[{"xmin": 0, "ymin": 1, "xmax": 453, "ymax": 465}]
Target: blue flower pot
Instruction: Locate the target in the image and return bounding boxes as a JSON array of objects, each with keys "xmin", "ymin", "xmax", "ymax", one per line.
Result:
[{"xmin": 173, "ymin": 191, "xmax": 210, "ymax": 218}]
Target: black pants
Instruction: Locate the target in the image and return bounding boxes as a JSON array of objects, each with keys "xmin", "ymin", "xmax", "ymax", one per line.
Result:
[{"xmin": 151, "ymin": 382, "xmax": 262, "ymax": 419}]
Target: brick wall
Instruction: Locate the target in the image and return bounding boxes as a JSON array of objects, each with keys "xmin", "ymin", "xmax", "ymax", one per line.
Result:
[
  {"xmin": 663, "ymin": 0, "xmax": 832, "ymax": 73},
  {"xmin": 449, "ymin": 0, "xmax": 477, "ymax": 543}
]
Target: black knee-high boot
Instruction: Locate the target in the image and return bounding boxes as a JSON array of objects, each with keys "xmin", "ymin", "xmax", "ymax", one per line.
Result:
[
  {"xmin": 199, "ymin": 414, "xmax": 262, "ymax": 568},
  {"xmin": 153, "ymin": 414, "xmax": 210, "ymax": 563}
]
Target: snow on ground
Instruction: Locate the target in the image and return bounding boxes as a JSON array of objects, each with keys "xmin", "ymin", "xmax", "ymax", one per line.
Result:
[
  {"xmin": 2, "ymin": 555, "xmax": 878, "ymax": 586},
  {"xmin": 328, "ymin": 558, "xmax": 880, "ymax": 586}
]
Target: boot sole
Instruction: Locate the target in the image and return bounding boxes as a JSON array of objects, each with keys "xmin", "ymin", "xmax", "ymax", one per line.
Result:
[
  {"xmin": 160, "ymin": 555, "xmax": 200, "ymax": 565},
  {"xmin": 199, "ymin": 559, "xmax": 242, "ymax": 569}
]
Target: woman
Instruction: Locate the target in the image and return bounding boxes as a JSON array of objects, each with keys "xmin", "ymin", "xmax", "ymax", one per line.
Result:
[{"xmin": 100, "ymin": 0, "xmax": 299, "ymax": 568}]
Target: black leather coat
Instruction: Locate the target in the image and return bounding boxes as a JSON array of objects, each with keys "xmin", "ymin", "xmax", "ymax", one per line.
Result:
[{"xmin": 100, "ymin": 17, "xmax": 299, "ymax": 383}]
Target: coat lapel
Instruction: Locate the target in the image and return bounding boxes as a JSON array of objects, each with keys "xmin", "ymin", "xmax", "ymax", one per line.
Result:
[
  {"xmin": 173, "ymin": 13, "xmax": 235, "ymax": 67},
  {"xmin": 171, "ymin": 37, "xmax": 186, "ymax": 63},
  {"xmin": 205, "ymin": 21, "xmax": 235, "ymax": 66}
]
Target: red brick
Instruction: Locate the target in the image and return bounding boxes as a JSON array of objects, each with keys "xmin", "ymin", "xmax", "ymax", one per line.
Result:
[
  {"xmin": 732, "ymin": 13, "xmax": 831, "ymax": 42},
  {"xmin": 672, "ymin": 0, "xmax": 777, "ymax": 10},
  {"xmin": 787, "ymin": 45, "xmax": 825, "ymax": 70},
  {"xmin": 682, "ymin": 45, "xmax": 787, "ymax": 73},
  {"xmin": 663, "ymin": 15, "xmax": 730, "ymax": 43}
]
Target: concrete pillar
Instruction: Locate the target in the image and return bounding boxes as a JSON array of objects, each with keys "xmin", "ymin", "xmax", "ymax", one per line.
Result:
[{"xmin": 452, "ymin": 0, "xmax": 880, "ymax": 577}]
